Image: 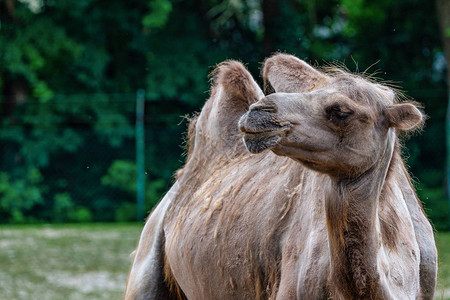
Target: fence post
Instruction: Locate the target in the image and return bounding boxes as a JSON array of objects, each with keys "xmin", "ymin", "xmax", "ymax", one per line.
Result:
[
  {"xmin": 136, "ymin": 89, "xmax": 146, "ymax": 222},
  {"xmin": 446, "ymin": 93, "xmax": 450, "ymax": 230}
]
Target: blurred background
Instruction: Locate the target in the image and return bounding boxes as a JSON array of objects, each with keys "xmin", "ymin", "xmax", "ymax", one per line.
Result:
[{"xmin": 0, "ymin": 0, "xmax": 449, "ymax": 298}]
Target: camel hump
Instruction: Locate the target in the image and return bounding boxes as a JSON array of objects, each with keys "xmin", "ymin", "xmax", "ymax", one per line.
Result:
[
  {"xmin": 210, "ymin": 60, "xmax": 264, "ymax": 106},
  {"xmin": 263, "ymin": 53, "xmax": 327, "ymax": 94},
  {"xmin": 192, "ymin": 61, "xmax": 263, "ymax": 150}
]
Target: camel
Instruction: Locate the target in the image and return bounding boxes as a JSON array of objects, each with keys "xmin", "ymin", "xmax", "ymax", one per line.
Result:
[{"xmin": 125, "ymin": 53, "xmax": 437, "ymax": 299}]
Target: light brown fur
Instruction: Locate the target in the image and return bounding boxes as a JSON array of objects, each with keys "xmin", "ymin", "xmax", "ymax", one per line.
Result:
[{"xmin": 125, "ymin": 54, "xmax": 437, "ymax": 300}]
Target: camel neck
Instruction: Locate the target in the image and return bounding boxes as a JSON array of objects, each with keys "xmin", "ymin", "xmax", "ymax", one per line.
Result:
[{"xmin": 325, "ymin": 132, "xmax": 395, "ymax": 298}]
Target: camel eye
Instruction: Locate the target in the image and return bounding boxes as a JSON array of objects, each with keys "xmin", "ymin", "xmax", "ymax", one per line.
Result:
[{"xmin": 325, "ymin": 104, "xmax": 354, "ymax": 123}]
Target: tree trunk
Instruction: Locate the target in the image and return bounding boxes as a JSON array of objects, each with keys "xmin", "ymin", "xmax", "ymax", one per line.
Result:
[
  {"xmin": 436, "ymin": 0, "xmax": 450, "ymax": 228},
  {"xmin": 4, "ymin": 0, "xmax": 16, "ymax": 19},
  {"xmin": 262, "ymin": 0, "xmax": 279, "ymax": 56}
]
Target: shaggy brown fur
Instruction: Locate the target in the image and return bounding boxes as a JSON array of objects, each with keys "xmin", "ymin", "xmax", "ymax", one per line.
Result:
[{"xmin": 125, "ymin": 54, "xmax": 437, "ymax": 300}]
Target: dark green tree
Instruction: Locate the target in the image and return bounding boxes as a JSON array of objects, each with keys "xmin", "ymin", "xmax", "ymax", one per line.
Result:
[{"xmin": 0, "ymin": 0, "xmax": 447, "ymax": 227}]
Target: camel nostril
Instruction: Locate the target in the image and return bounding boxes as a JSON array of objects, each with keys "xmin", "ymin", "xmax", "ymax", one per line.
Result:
[
  {"xmin": 250, "ymin": 105, "xmax": 277, "ymax": 113},
  {"xmin": 239, "ymin": 108, "xmax": 290, "ymax": 134}
]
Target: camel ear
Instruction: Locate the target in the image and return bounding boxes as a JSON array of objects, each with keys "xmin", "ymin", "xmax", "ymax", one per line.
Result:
[
  {"xmin": 262, "ymin": 53, "xmax": 327, "ymax": 94},
  {"xmin": 384, "ymin": 103, "xmax": 424, "ymax": 131}
]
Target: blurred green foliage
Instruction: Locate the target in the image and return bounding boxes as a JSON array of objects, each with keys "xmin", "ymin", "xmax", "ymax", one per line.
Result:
[
  {"xmin": 0, "ymin": 168, "xmax": 43, "ymax": 222},
  {"xmin": 0, "ymin": 0, "xmax": 448, "ymax": 227}
]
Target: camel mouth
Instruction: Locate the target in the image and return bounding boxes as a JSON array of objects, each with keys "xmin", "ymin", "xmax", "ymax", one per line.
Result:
[
  {"xmin": 240, "ymin": 124, "xmax": 290, "ymax": 135},
  {"xmin": 239, "ymin": 110, "xmax": 290, "ymax": 153}
]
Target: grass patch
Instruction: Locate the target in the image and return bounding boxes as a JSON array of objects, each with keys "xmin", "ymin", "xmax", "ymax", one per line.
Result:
[
  {"xmin": 0, "ymin": 224, "xmax": 449, "ymax": 299},
  {"xmin": 0, "ymin": 223, "xmax": 142, "ymax": 300},
  {"xmin": 437, "ymin": 231, "xmax": 450, "ymax": 299}
]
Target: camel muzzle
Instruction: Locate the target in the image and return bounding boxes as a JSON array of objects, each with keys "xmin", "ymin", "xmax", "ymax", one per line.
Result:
[
  {"xmin": 239, "ymin": 109, "xmax": 290, "ymax": 154},
  {"xmin": 238, "ymin": 107, "xmax": 290, "ymax": 134}
]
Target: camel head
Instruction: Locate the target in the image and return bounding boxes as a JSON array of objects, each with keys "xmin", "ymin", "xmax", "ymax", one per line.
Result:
[{"xmin": 239, "ymin": 54, "xmax": 423, "ymax": 178}]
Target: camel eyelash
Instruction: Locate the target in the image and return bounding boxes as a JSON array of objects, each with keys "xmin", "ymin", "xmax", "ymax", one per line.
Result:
[{"xmin": 325, "ymin": 104, "xmax": 354, "ymax": 122}]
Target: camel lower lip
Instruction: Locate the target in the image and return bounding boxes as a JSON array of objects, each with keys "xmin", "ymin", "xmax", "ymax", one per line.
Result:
[{"xmin": 243, "ymin": 132, "xmax": 282, "ymax": 153}]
